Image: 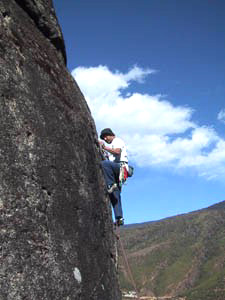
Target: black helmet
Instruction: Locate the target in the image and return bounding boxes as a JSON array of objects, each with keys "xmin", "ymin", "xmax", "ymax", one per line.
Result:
[{"xmin": 100, "ymin": 128, "xmax": 115, "ymax": 140}]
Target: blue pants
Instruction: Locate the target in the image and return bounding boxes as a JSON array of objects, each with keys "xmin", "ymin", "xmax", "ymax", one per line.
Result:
[{"xmin": 101, "ymin": 160, "xmax": 123, "ymax": 220}]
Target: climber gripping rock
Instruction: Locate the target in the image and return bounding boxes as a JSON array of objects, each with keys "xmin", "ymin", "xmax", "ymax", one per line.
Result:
[{"xmin": 99, "ymin": 128, "xmax": 128, "ymax": 226}]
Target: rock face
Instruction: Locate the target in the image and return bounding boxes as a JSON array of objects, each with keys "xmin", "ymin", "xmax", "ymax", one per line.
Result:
[{"xmin": 0, "ymin": 1, "xmax": 121, "ymax": 299}]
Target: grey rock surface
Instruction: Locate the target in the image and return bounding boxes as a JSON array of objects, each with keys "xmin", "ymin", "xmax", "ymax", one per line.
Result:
[
  {"xmin": 15, "ymin": 0, "xmax": 67, "ymax": 64},
  {"xmin": 0, "ymin": 0, "xmax": 121, "ymax": 299}
]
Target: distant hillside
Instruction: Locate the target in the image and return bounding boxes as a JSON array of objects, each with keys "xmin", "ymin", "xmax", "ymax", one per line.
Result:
[{"xmin": 119, "ymin": 200, "xmax": 225, "ymax": 300}]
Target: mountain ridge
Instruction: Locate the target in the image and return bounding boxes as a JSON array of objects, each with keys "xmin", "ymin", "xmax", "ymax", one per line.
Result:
[{"xmin": 124, "ymin": 200, "xmax": 225, "ymax": 229}]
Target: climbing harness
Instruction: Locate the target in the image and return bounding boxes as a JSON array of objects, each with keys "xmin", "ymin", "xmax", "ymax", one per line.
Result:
[
  {"xmin": 115, "ymin": 225, "xmax": 141, "ymax": 300},
  {"xmin": 119, "ymin": 163, "xmax": 128, "ymax": 186},
  {"xmin": 119, "ymin": 163, "xmax": 134, "ymax": 187}
]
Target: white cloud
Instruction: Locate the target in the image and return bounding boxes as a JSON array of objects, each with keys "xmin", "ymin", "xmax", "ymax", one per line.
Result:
[
  {"xmin": 218, "ymin": 109, "xmax": 225, "ymax": 124},
  {"xmin": 72, "ymin": 65, "xmax": 225, "ymax": 180}
]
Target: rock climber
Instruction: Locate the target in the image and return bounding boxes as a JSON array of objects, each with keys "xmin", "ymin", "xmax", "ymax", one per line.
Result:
[{"xmin": 99, "ymin": 128, "xmax": 128, "ymax": 226}]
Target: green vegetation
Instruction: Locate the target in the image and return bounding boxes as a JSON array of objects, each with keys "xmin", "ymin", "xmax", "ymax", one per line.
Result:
[{"xmin": 119, "ymin": 201, "xmax": 225, "ymax": 299}]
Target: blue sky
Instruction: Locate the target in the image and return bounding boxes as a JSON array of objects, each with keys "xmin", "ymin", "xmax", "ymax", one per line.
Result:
[{"xmin": 53, "ymin": 0, "xmax": 225, "ymax": 224}]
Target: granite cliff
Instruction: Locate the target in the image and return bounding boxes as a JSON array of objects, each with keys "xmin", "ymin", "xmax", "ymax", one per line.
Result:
[{"xmin": 0, "ymin": 0, "xmax": 121, "ymax": 299}]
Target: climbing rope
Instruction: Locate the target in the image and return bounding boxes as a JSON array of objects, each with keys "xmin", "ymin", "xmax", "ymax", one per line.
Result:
[{"xmin": 115, "ymin": 226, "xmax": 141, "ymax": 300}]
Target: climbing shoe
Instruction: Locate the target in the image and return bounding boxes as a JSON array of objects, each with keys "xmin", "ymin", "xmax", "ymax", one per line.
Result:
[
  {"xmin": 107, "ymin": 183, "xmax": 118, "ymax": 194},
  {"xmin": 116, "ymin": 218, "xmax": 124, "ymax": 226}
]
